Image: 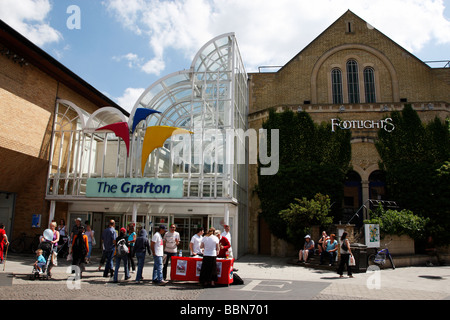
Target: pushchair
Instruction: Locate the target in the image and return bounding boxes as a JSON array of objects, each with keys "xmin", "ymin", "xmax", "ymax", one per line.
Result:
[{"xmin": 30, "ymin": 230, "xmax": 55, "ymax": 280}]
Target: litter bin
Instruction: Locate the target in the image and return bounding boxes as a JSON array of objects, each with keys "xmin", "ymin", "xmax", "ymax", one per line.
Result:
[{"xmin": 349, "ymin": 243, "xmax": 367, "ymax": 273}]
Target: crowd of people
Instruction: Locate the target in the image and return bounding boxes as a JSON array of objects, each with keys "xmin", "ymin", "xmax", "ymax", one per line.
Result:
[
  {"xmin": 1, "ymin": 219, "xmax": 356, "ymax": 282},
  {"xmin": 97, "ymin": 219, "xmax": 234, "ymax": 286},
  {"xmin": 0, "ymin": 218, "xmax": 234, "ymax": 285}
]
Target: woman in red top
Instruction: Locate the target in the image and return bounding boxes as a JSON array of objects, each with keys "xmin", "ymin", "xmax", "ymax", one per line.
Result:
[
  {"xmin": 214, "ymin": 230, "xmax": 231, "ymax": 258},
  {"xmin": 0, "ymin": 223, "xmax": 9, "ymax": 263}
]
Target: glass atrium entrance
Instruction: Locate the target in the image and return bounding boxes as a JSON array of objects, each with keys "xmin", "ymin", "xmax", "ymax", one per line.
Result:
[{"xmin": 45, "ymin": 33, "xmax": 248, "ymax": 257}]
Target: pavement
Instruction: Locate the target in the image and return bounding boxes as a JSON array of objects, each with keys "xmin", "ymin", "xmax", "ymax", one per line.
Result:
[{"xmin": 1, "ymin": 252, "xmax": 449, "ymax": 305}]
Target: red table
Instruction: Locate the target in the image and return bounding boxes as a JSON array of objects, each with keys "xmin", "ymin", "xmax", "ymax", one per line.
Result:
[{"xmin": 170, "ymin": 256, "xmax": 234, "ymax": 285}]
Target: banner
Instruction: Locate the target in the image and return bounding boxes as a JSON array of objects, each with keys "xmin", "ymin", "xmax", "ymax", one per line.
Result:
[{"xmin": 86, "ymin": 178, "xmax": 184, "ymax": 198}]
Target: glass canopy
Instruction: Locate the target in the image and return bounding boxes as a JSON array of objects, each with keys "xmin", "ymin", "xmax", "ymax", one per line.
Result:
[{"xmin": 46, "ymin": 33, "xmax": 248, "ymax": 202}]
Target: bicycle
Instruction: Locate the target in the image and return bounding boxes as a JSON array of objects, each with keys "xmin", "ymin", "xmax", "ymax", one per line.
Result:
[
  {"xmin": 9, "ymin": 233, "xmax": 41, "ymax": 254},
  {"xmin": 368, "ymin": 247, "xmax": 395, "ymax": 269}
]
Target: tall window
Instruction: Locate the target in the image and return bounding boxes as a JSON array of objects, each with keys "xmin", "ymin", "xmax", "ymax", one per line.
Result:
[
  {"xmin": 364, "ymin": 67, "xmax": 376, "ymax": 103},
  {"xmin": 331, "ymin": 68, "xmax": 343, "ymax": 104},
  {"xmin": 346, "ymin": 59, "xmax": 360, "ymax": 103}
]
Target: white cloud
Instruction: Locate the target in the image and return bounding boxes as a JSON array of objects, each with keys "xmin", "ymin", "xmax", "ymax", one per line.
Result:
[
  {"xmin": 113, "ymin": 53, "xmax": 144, "ymax": 68},
  {"xmin": 103, "ymin": 0, "xmax": 450, "ymax": 73},
  {"xmin": 0, "ymin": 0, "xmax": 62, "ymax": 47},
  {"xmin": 116, "ymin": 87, "xmax": 146, "ymax": 113}
]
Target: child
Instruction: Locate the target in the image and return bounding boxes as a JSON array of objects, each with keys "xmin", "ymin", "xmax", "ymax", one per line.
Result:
[{"xmin": 34, "ymin": 249, "xmax": 46, "ymax": 274}]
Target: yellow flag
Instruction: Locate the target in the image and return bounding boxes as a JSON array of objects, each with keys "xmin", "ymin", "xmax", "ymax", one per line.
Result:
[{"xmin": 141, "ymin": 126, "xmax": 193, "ymax": 174}]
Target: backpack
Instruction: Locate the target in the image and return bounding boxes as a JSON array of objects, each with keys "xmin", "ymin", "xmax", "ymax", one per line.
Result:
[
  {"xmin": 232, "ymin": 272, "xmax": 244, "ymax": 285},
  {"xmin": 74, "ymin": 234, "xmax": 87, "ymax": 257},
  {"xmin": 116, "ymin": 238, "xmax": 129, "ymax": 257}
]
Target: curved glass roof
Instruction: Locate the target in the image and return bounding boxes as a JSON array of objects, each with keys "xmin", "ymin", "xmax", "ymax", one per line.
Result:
[
  {"xmin": 128, "ymin": 33, "xmax": 237, "ymax": 131},
  {"xmin": 56, "ymin": 99, "xmax": 128, "ymax": 130}
]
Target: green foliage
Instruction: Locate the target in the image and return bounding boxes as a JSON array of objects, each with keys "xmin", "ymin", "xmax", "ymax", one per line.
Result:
[
  {"xmin": 364, "ymin": 206, "xmax": 429, "ymax": 240},
  {"xmin": 257, "ymin": 109, "xmax": 351, "ymax": 241},
  {"xmin": 279, "ymin": 193, "xmax": 334, "ymax": 247},
  {"xmin": 375, "ymin": 105, "xmax": 450, "ymax": 244}
]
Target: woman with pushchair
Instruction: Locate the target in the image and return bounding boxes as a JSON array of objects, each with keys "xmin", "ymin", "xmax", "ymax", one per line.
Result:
[{"xmin": 37, "ymin": 222, "xmax": 59, "ymax": 278}]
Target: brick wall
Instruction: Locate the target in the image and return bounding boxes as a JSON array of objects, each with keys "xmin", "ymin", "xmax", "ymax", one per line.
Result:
[{"xmin": 0, "ymin": 44, "xmax": 110, "ymax": 238}]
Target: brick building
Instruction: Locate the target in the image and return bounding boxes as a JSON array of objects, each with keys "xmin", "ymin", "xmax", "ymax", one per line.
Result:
[
  {"xmin": 247, "ymin": 11, "xmax": 450, "ymax": 255},
  {"xmin": 0, "ymin": 20, "xmax": 128, "ymax": 241}
]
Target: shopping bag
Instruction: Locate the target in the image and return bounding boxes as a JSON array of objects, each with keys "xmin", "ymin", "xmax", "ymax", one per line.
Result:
[{"xmin": 349, "ymin": 255, "xmax": 356, "ymax": 266}]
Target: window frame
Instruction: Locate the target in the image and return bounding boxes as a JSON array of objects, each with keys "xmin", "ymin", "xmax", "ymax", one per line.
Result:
[
  {"xmin": 331, "ymin": 68, "xmax": 344, "ymax": 104},
  {"xmin": 363, "ymin": 67, "xmax": 376, "ymax": 103},
  {"xmin": 346, "ymin": 59, "xmax": 360, "ymax": 104}
]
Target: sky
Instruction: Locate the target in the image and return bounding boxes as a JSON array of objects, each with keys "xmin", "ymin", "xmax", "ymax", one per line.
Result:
[{"xmin": 1, "ymin": 0, "xmax": 450, "ymax": 113}]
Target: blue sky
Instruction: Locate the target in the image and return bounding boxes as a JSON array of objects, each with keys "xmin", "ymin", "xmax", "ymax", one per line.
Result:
[{"xmin": 1, "ymin": 0, "xmax": 450, "ymax": 113}]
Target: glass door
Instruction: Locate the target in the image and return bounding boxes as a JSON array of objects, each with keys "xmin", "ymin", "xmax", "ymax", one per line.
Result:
[
  {"xmin": 172, "ymin": 216, "xmax": 206, "ymax": 253},
  {"xmin": 151, "ymin": 215, "xmax": 170, "ymax": 235},
  {"xmin": 124, "ymin": 214, "xmax": 147, "ymax": 231}
]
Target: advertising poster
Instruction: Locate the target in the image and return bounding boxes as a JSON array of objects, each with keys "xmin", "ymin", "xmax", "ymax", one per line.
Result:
[
  {"xmin": 365, "ymin": 224, "xmax": 380, "ymax": 248},
  {"xmin": 175, "ymin": 259, "xmax": 187, "ymax": 276},
  {"xmin": 196, "ymin": 261, "xmax": 202, "ymax": 277},
  {"xmin": 216, "ymin": 261, "xmax": 222, "ymax": 278}
]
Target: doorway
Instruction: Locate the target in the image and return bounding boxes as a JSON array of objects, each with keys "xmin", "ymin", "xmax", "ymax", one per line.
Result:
[
  {"xmin": 103, "ymin": 214, "xmax": 123, "ymax": 233},
  {"xmin": 173, "ymin": 216, "xmax": 206, "ymax": 253},
  {"xmin": 0, "ymin": 192, "xmax": 15, "ymax": 239}
]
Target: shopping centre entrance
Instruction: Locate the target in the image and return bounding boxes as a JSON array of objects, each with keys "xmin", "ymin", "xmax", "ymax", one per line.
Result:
[{"xmin": 65, "ymin": 200, "xmax": 237, "ymax": 255}]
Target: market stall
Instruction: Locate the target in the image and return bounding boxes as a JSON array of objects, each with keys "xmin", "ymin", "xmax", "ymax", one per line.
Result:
[{"xmin": 170, "ymin": 256, "xmax": 234, "ymax": 285}]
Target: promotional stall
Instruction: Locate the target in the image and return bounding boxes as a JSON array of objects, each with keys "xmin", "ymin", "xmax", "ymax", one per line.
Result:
[{"xmin": 170, "ymin": 256, "xmax": 234, "ymax": 285}]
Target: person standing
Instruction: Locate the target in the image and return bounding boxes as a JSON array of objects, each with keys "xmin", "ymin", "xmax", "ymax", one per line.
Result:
[
  {"xmin": 151, "ymin": 225, "xmax": 167, "ymax": 285},
  {"xmin": 102, "ymin": 220, "xmax": 117, "ymax": 278},
  {"xmin": 70, "ymin": 218, "xmax": 82, "ymax": 239},
  {"xmin": 0, "ymin": 223, "xmax": 9, "ymax": 264},
  {"xmin": 221, "ymin": 224, "xmax": 232, "ymax": 258},
  {"xmin": 163, "ymin": 224, "xmax": 180, "ymax": 280},
  {"xmin": 113, "ymin": 228, "xmax": 131, "ymax": 283},
  {"xmin": 84, "ymin": 222, "xmax": 95, "ymax": 264},
  {"xmin": 134, "ymin": 228, "xmax": 151, "ymax": 283},
  {"xmin": 215, "ymin": 230, "xmax": 231, "ymax": 258},
  {"xmin": 189, "ymin": 227, "xmax": 204, "ymax": 256},
  {"xmin": 57, "ymin": 219, "xmax": 66, "ymax": 237},
  {"xmin": 337, "ymin": 232, "xmax": 353, "ymax": 278},
  {"xmin": 127, "ymin": 224, "xmax": 136, "ymax": 274},
  {"xmin": 199, "ymin": 227, "xmax": 219, "ymax": 287},
  {"xmin": 71, "ymin": 226, "xmax": 89, "ymax": 279}
]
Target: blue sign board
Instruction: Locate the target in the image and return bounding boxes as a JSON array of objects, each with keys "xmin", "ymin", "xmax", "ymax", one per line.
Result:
[{"xmin": 86, "ymin": 178, "xmax": 184, "ymax": 198}]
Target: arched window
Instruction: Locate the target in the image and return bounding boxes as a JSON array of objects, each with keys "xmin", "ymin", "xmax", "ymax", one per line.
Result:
[
  {"xmin": 364, "ymin": 67, "xmax": 376, "ymax": 103},
  {"xmin": 346, "ymin": 59, "xmax": 360, "ymax": 103},
  {"xmin": 331, "ymin": 68, "xmax": 343, "ymax": 104}
]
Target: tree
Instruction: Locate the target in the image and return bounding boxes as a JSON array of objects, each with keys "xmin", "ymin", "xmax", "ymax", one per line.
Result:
[
  {"xmin": 375, "ymin": 105, "xmax": 450, "ymax": 245},
  {"xmin": 279, "ymin": 193, "xmax": 334, "ymax": 247},
  {"xmin": 257, "ymin": 109, "xmax": 351, "ymax": 241}
]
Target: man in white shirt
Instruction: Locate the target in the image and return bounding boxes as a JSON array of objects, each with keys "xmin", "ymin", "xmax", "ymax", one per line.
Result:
[
  {"xmin": 163, "ymin": 224, "xmax": 180, "ymax": 280},
  {"xmin": 189, "ymin": 227, "xmax": 204, "ymax": 256},
  {"xmin": 151, "ymin": 225, "xmax": 167, "ymax": 285}
]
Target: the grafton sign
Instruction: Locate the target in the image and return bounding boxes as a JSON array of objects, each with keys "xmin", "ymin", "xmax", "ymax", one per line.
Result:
[
  {"xmin": 331, "ymin": 118, "xmax": 395, "ymax": 132},
  {"xmin": 86, "ymin": 178, "xmax": 184, "ymax": 198}
]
